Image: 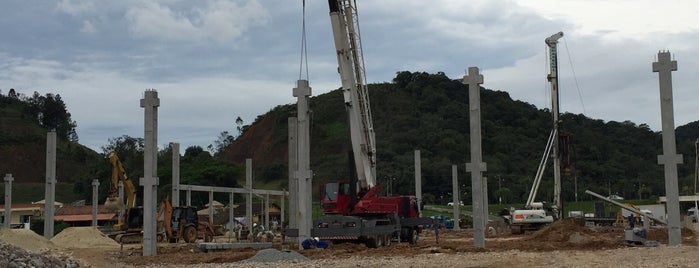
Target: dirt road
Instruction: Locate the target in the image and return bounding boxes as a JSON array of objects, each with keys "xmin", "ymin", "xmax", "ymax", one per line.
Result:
[{"xmin": 5, "ymin": 220, "xmax": 699, "ymax": 267}]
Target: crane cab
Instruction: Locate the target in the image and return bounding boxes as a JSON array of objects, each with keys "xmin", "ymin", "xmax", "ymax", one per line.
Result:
[{"xmin": 321, "ymin": 180, "xmax": 355, "ymax": 215}]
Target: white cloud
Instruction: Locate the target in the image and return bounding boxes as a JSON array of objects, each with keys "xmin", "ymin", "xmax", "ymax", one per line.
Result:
[
  {"xmin": 514, "ymin": 0, "xmax": 699, "ymax": 40},
  {"xmin": 55, "ymin": 0, "xmax": 94, "ymax": 16},
  {"xmin": 80, "ymin": 20, "xmax": 96, "ymax": 34},
  {"xmin": 125, "ymin": 0, "xmax": 269, "ymax": 43}
]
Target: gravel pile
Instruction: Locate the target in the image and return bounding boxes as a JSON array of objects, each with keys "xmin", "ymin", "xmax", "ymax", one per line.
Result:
[
  {"xmin": 244, "ymin": 248, "xmax": 309, "ymax": 263},
  {"xmin": 0, "ymin": 241, "xmax": 87, "ymax": 268}
]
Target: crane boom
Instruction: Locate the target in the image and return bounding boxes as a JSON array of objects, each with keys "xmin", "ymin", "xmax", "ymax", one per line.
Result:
[{"xmin": 328, "ymin": 0, "xmax": 376, "ymax": 189}]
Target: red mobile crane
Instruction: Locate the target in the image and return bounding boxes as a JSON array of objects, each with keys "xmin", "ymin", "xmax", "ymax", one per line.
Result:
[{"xmin": 310, "ymin": 0, "xmax": 432, "ymax": 248}]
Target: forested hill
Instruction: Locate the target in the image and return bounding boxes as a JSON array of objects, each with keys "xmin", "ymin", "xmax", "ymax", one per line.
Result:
[
  {"xmin": 223, "ymin": 71, "xmax": 699, "ymax": 204},
  {"xmin": 0, "ymin": 90, "xmax": 103, "ymax": 188}
]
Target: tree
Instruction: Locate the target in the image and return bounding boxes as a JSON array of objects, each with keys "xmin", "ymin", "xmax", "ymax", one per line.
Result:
[
  {"xmin": 21, "ymin": 91, "xmax": 78, "ymax": 141},
  {"xmin": 209, "ymin": 131, "xmax": 234, "ymax": 155},
  {"xmin": 236, "ymin": 116, "xmax": 244, "ymax": 136}
]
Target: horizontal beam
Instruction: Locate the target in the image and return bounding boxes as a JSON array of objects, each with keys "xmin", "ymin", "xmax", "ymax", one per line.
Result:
[{"xmin": 177, "ymin": 184, "xmax": 287, "ymax": 197}]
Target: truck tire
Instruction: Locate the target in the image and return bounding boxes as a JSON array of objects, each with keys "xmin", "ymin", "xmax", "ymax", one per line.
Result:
[
  {"xmin": 366, "ymin": 235, "xmax": 379, "ymax": 248},
  {"xmin": 184, "ymin": 226, "xmax": 197, "ymax": 243},
  {"xmin": 408, "ymin": 229, "xmax": 418, "ymax": 244},
  {"xmin": 384, "ymin": 234, "xmax": 392, "ymax": 246}
]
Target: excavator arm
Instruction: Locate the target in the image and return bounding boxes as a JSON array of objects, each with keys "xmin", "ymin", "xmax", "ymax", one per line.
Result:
[
  {"xmin": 159, "ymin": 196, "xmax": 174, "ymax": 239},
  {"xmin": 105, "ymin": 152, "xmax": 137, "ymax": 210}
]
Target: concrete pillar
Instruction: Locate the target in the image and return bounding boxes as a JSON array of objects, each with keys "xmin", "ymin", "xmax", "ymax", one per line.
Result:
[
  {"xmin": 451, "ymin": 165, "xmax": 460, "ymax": 231},
  {"xmin": 246, "ymin": 159, "xmax": 253, "ymax": 231},
  {"xmin": 288, "ymin": 117, "xmax": 298, "ymax": 232},
  {"xmin": 265, "ymin": 193, "xmax": 270, "ymax": 231},
  {"xmin": 4, "ymin": 174, "xmax": 13, "ymax": 229},
  {"xmin": 209, "ymin": 190, "xmax": 214, "ymax": 223},
  {"xmin": 463, "ymin": 67, "xmax": 487, "ymax": 248},
  {"xmin": 229, "ymin": 192, "xmax": 234, "ymax": 239},
  {"xmin": 92, "ymin": 179, "xmax": 99, "ymax": 227},
  {"xmin": 186, "ymin": 188, "xmax": 192, "ymax": 206},
  {"xmin": 294, "ymin": 79, "xmax": 313, "ymax": 247},
  {"xmin": 44, "ymin": 131, "xmax": 56, "ymax": 239},
  {"xmin": 281, "ymin": 189, "xmax": 285, "ymax": 232},
  {"xmin": 172, "ymin": 143, "xmax": 180, "ymax": 206},
  {"xmin": 414, "ymin": 150, "xmax": 422, "ymax": 216},
  {"xmin": 140, "ymin": 90, "xmax": 160, "ymax": 256},
  {"xmin": 653, "ymin": 51, "xmax": 683, "ymax": 245},
  {"xmin": 483, "ymin": 177, "xmax": 489, "ymax": 222},
  {"xmin": 118, "ymin": 181, "xmax": 124, "ymax": 224}
]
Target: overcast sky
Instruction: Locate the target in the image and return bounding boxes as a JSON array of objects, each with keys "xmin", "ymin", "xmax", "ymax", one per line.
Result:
[{"xmin": 1, "ymin": 0, "xmax": 697, "ymax": 153}]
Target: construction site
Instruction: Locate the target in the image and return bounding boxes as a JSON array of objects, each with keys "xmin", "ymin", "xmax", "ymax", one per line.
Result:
[{"xmin": 2, "ymin": 1, "xmax": 699, "ymax": 267}]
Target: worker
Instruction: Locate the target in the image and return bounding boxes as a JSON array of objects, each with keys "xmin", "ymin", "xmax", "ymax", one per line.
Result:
[{"xmin": 301, "ymin": 237, "xmax": 329, "ymax": 250}]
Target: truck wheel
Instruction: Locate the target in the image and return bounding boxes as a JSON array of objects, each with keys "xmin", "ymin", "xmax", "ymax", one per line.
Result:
[
  {"xmin": 184, "ymin": 226, "xmax": 197, "ymax": 243},
  {"xmin": 384, "ymin": 234, "xmax": 392, "ymax": 246},
  {"xmin": 408, "ymin": 229, "xmax": 418, "ymax": 244},
  {"xmin": 366, "ymin": 236, "xmax": 378, "ymax": 248}
]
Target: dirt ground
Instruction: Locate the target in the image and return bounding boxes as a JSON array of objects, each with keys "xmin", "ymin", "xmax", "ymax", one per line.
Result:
[{"xmin": 5, "ymin": 220, "xmax": 699, "ymax": 267}]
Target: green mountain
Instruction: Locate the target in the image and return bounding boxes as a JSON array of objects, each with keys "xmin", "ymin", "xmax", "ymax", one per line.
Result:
[{"xmin": 222, "ymin": 71, "xmax": 699, "ymax": 205}]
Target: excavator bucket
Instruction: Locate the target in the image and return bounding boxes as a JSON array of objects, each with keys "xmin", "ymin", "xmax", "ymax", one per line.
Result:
[{"xmin": 104, "ymin": 196, "xmax": 125, "ymax": 210}]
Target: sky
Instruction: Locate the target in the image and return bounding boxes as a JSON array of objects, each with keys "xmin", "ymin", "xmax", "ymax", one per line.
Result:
[{"xmin": 1, "ymin": 0, "xmax": 698, "ymax": 153}]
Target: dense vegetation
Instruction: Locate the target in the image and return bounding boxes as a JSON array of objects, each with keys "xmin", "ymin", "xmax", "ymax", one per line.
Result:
[
  {"xmin": 225, "ymin": 71, "xmax": 699, "ymax": 205},
  {"xmin": 0, "ymin": 90, "xmax": 244, "ymax": 207}
]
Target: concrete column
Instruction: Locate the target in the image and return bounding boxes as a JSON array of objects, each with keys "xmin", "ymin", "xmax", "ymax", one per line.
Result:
[
  {"xmin": 280, "ymin": 189, "xmax": 285, "ymax": 232},
  {"xmin": 4, "ymin": 174, "xmax": 13, "ymax": 229},
  {"xmin": 293, "ymin": 79, "xmax": 313, "ymax": 247},
  {"xmin": 414, "ymin": 150, "xmax": 422, "ymax": 216},
  {"xmin": 451, "ymin": 165, "xmax": 460, "ymax": 231},
  {"xmin": 288, "ymin": 117, "xmax": 298, "ymax": 231},
  {"xmin": 186, "ymin": 188, "xmax": 192, "ymax": 206},
  {"xmin": 246, "ymin": 159, "xmax": 253, "ymax": 231},
  {"xmin": 118, "ymin": 181, "xmax": 124, "ymax": 224},
  {"xmin": 172, "ymin": 143, "xmax": 180, "ymax": 206},
  {"xmin": 265, "ymin": 193, "xmax": 270, "ymax": 231},
  {"xmin": 92, "ymin": 179, "xmax": 99, "ymax": 227},
  {"xmin": 140, "ymin": 90, "xmax": 160, "ymax": 256},
  {"xmin": 44, "ymin": 131, "xmax": 56, "ymax": 239},
  {"xmin": 463, "ymin": 67, "xmax": 487, "ymax": 248},
  {"xmin": 229, "ymin": 192, "xmax": 234, "ymax": 239},
  {"xmin": 653, "ymin": 51, "xmax": 683, "ymax": 245},
  {"xmin": 209, "ymin": 190, "xmax": 214, "ymax": 223},
  {"xmin": 483, "ymin": 177, "xmax": 489, "ymax": 222}
]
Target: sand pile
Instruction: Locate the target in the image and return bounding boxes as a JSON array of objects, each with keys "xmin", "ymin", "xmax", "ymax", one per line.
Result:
[
  {"xmin": 51, "ymin": 227, "xmax": 120, "ymax": 249},
  {"xmin": 526, "ymin": 217, "xmax": 593, "ymax": 242},
  {"xmin": 0, "ymin": 228, "xmax": 55, "ymax": 252}
]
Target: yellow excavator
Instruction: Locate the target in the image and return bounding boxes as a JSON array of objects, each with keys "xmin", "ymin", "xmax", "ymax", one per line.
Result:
[
  {"xmin": 105, "ymin": 152, "xmax": 138, "ymax": 231},
  {"xmin": 104, "ymin": 152, "xmax": 160, "ymax": 243}
]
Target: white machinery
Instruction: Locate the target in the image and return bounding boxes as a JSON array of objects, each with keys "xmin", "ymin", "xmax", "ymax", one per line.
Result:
[{"xmin": 508, "ymin": 32, "xmax": 564, "ymax": 234}]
